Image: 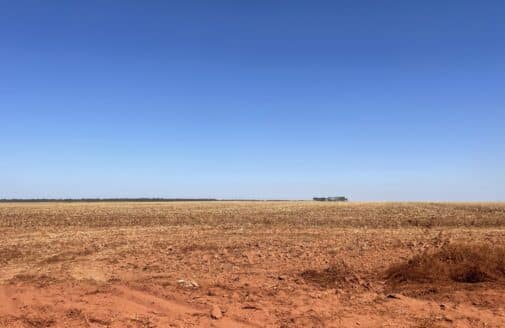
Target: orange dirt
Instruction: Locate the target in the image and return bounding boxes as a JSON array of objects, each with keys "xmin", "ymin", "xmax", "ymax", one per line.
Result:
[{"xmin": 1, "ymin": 201, "xmax": 505, "ymax": 327}]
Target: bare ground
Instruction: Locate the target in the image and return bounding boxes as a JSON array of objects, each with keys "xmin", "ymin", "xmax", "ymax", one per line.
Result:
[{"xmin": 1, "ymin": 201, "xmax": 505, "ymax": 327}]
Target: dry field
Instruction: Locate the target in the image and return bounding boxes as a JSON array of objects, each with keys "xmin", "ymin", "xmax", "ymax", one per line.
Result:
[{"xmin": 1, "ymin": 201, "xmax": 505, "ymax": 327}]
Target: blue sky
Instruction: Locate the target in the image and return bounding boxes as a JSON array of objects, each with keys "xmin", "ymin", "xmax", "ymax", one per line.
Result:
[{"xmin": 1, "ymin": 1, "xmax": 504, "ymax": 200}]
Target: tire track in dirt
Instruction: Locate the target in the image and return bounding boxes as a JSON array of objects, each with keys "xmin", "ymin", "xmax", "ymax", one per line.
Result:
[{"xmin": 113, "ymin": 285, "xmax": 253, "ymax": 327}]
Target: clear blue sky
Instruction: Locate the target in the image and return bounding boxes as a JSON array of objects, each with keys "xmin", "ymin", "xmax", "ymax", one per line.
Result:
[{"xmin": 1, "ymin": 1, "xmax": 504, "ymax": 201}]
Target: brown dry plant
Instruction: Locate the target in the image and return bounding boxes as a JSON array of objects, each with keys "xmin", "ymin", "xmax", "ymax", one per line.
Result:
[{"xmin": 386, "ymin": 243, "xmax": 505, "ymax": 283}]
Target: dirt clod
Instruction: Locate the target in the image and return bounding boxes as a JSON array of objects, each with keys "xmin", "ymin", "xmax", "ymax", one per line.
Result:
[
  {"xmin": 177, "ymin": 279, "xmax": 199, "ymax": 289},
  {"xmin": 210, "ymin": 305, "xmax": 223, "ymax": 319}
]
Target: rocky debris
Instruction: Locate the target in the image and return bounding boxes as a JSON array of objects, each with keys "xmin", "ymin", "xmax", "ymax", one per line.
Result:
[
  {"xmin": 243, "ymin": 251, "xmax": 256, "ymax": 264},
  {"xmin": 177, "ymin": 279, "xmax": 199, "ymax": 289},
  {"xmin": 210, "ymin": 305, "xmax": 223, "ymax": 319},
  {"xmin": 357, "ymin": 278, "xmax": 371, "ymax": 289},
  {"xmin": 386, "ymin": 293, "xmax": 402, "ymax": 300}
]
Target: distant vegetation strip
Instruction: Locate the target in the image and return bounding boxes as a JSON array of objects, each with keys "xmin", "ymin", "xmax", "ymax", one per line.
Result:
[
  {"xmin": 0, "ymin": 198, "xmax": 219, "ymax": 203},
  {"xmin": 0, "ymin": 198, "xmax": 302, "ymax": 203}
]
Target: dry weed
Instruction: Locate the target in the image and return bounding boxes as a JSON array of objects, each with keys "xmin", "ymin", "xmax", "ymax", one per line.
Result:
[{"xmin": 386, "ymin": 243, "xmax": 505, "ymax": 284}]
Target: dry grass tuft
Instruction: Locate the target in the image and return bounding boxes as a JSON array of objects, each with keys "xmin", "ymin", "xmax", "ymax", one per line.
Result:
[{"xmin": 386, "ymin": 243, "xmax": 505, "ymax": 284}]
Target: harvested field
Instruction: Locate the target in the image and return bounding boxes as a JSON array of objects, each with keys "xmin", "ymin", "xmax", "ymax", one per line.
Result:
[{"xmin": 1, "ymin": 201, "xmax": 505, "ymax": 327}]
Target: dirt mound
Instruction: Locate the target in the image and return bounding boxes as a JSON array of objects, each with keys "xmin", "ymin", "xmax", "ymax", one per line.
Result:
[
  {"xmin": 301, "ymin": 260, "xmax": 358, "ymax": 288},
  {"xmin": 386, "ymin": 243, "xmax": 505, "ymax": 284}
]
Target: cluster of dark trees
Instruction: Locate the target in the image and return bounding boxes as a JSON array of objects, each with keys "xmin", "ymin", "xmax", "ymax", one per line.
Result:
[{"xmin": 313, "ymin": 196, "xmax": 348, "ymax": 202}]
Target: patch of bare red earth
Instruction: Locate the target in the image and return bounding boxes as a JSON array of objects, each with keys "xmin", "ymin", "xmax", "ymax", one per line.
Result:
[
  {"xmin": 1, "ymin": 202, "xmax": 505, "ymax": 327},
  {"xmin": 2, "ymin": 275, "xmax": 505, "ymax": 327},
  {"xmin": 2, "ymin": 244, "xmax": 505, "ymax": 327},
  {"xmin": 0, "ymin": 279, "xmax": 244, "ymax": 327}
]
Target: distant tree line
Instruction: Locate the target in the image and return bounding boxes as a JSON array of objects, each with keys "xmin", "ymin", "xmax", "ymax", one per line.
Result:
[{"xmin": 0, "ymin": 198, "xmax": 218, "ymax": 203}]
